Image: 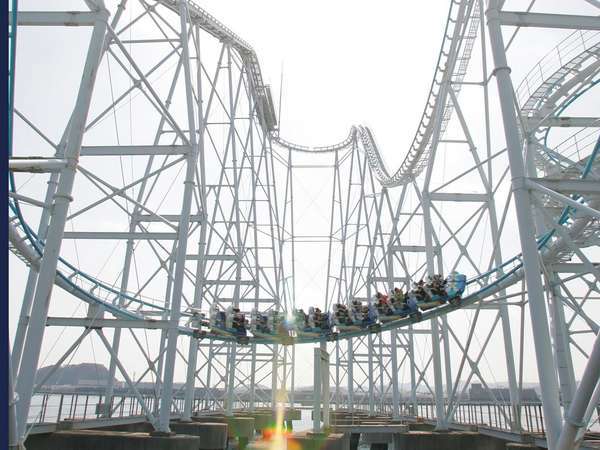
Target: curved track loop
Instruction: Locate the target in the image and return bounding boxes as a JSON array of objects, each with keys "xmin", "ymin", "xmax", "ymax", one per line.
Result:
[
  {"xmin": 272, "ymin": 128, "xmax": 356, "ymax": 153},
  {"xmin": 8, "ymin": 0, "xmax": 600, "ymax": 345}
]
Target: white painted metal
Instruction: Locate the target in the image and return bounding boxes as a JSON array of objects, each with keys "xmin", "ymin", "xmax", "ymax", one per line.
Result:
[
  {"xmin": 156, "ymin": 0, "xmax": 203, "ymax": 431},
  {"xmin": 14, "ymin": 5, "xmax": 110, "ymax": 442},
  {"xmin": 486, "ymin": 1, "xmax": 564, "ymax": 446},
  {"xmin": 556, "ymin": 332, "xmax": 600, "ymax": 450},
  {"xmin": 8, "ymin": 2, "xmax": 600, "ymax": 447},
  {"xmin": 8, "ymin": 159, "xmax": 67, "ymax": 172},
  {"xmin": 8, "ymin": 354, "xmax": 20, "ymax": 450},
  {"xmin": 313, "ymin": 347, "xmax": 322, "ymax": 433},
  {"xmin": 498, "ymin": 11, "xmax": 600, "ymax": 30}
]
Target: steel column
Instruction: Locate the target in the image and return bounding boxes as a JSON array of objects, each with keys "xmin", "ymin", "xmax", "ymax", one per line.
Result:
[
  {"xmin": 157, "ymin": 0, "xmax": 200, "ymax": 431},
  {"xmin": 14, "ymin": 8, "xmax": 109, "ymax": 441},
  {"xmin": 182, "ymin": 22, "xmax": 208, "ymax": 422},
  {"xmin": 556, "ymin": 332, "xmax": 600, "ymax": 450},
  {"xmin": 486, "ymin": 2, "xmax": 563, "ymax": 446}
]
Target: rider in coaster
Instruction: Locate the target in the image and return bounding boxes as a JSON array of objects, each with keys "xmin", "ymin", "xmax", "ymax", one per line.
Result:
[
  {"xmin": 313, "ymin": 307, "xmax": 324, "ymax": 329},
  {"xmin": 361, "ymin": 303, "xmax": 371, "ymax": 324},
  {"xmin": 295, "ymin": 308, "xmax": 308, "ymax": 329},
  {"xmin": 430, "ymin": 274, "xmax": 446, "ymax": 297},
  {"xmin": 231, "ymin": 307, "xmax": 245, "ymax": 332},
  {"xmin": 392, "ymin": 287, "xmax": 406, "ymax": 310},
  {"xmin": 374, "ymin": 292, "xmax": 391, "ymax": 316},
  {"xmin": 407, "ymin": 292, "xmax": 419, "ymax": 312},
  {"xmin": 350, "ymin": 299, "xmax": 363, "ymax": 324},
  {"xmin": 414, "ymin": 280, "xmax": 427, "ymax": 301},
  {"xmin": 335, "ymin": 304, "xmax": 350, "ymax": 325}
]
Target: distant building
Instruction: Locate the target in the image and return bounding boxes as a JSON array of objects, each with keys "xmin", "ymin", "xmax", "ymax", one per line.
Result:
[{"xmin": 469, "ymin": 383, "xmax": 539, "ymax": 402}]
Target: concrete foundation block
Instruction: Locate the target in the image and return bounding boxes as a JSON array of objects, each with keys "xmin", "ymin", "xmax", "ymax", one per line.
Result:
[
  {"xmin": 288, "ymin": 432, "xmax": 347, "ymax": 450},
  {"xmin": 360, "ymin": 432, "xmax": 393, "ymax": 444},
  {"xmin": 38, "ymin": 430, "xmax": 200, "ymax": 450},
  {"xmin": 170, "ymin": 422, "xmax": 228, "ymax": 450},
  {"xmin": 392, "ymin": 431, "xmax": 482, "ymax": 450},
  {"xmin": 250, "ymin": 413, "xmax": 274, "ymax": 431},
  {"xmin": 191, "ymin": 415, "xmax": 254, "ymax": 439},
  {"xmin": 226, "ymin": 417, "xmax": 255, "ymax": 439}
]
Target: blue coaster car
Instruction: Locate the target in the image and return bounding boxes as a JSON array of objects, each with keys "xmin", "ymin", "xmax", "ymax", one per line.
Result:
[
  {"xmin": 415, "ymin": 276, "xmax": 445, "ymax": 310},
  {"xmin": 251, "ymin": 309, "xmax": 291, "ymax": 338},
  {"xmin": 445, "ymin": 272, "xmax": 466, "ymax": 304},
  {"xmin": 405, "ymin": 294, "xmax": 423, "ymax": 320},
  {"xmin": 334, "ymin": 300, "xmax": 379, "ymax": 330},
  {"xmin": 361, "ymin": 302, "xmax": 379, "ymax": 326},
  {"xmin": 371, "ymin": 290, "xmax": 421, "ymax": 321},
  {"xmin": 394, "ymin": 299, "xmax": 421, "ymax": 319},
  {"xmin": 408, "ymin": 272, "xmax": 467, "ymax": 312},
  {"xmin": 293, "ymin": 307, "xmax": 333, "ymax": 336},
  {"xmin": 375, "ymin": 293, "xmax": 405, "ymax": 322},
  {"xmin": 209, "ymin": 304, "xmax": 248, "ymax": 337},
  {"xmin": 332, "ymin": 303, "xmax": 355, "ymax": 327}
]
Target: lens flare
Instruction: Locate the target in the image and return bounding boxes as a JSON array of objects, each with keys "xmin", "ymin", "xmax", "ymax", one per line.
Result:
[{"xmin": 259, "ymin": 388, "xmax": 291, "ymax": 450}]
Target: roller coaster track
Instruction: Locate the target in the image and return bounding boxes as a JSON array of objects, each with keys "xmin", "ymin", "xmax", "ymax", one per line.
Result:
[
  {"xmin": 273, "ymin": 0, "xmax": 482, "ymax": 186},
  {"xmin": 8, "ymin": 0, "xmax": 600, "ymax": 345}
]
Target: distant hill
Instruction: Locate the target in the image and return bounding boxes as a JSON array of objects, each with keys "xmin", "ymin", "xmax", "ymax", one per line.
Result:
[{"xmin": 36, "ymin": 363, "xmax": 117, "ymax": 387}]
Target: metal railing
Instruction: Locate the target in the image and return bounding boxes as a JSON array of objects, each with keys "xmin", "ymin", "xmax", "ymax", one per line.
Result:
[
  {"xmin": 30, "ymin": 390, "xmax": 600, "ymax": 437},
  {"xmin": 28, "ymin": 392, "xmax": 271, "ymax": 425},
  {"xmin": 408, "ymin": 401, "xmax": 546, "ymax": 433},
  {"xmin": 336, "ymin": 399, "xmax": 550, "ymax": 434},
  {"xmin": 28, "ymin": 392, "xmax": 155, "ymax": 424},
  {"xmin": 516, "ymin": 30, "xmax": 600, "ymax": 110}
]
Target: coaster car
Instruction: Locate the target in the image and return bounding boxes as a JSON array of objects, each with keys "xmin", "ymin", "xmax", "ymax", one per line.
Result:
[
  {"xmin": 445, "ymin": 272, "xmax": 467, "ymax": 305},
  {"xmin": 333, "ymin": 299, "xmax": 379, "ymax": 331},
  {"xmin": 365, "ymin": 272, "xmax": 466, "ymax": 323},
  {"xmin": 374, "ymin": 293, "xmax": 400, "ymax": 322},
  {"xmin": 209, "ymin": 304, "xmax": 248, "ymax": 337},
  {"xmin": 374, "ymin": 291, "xmax": 421, "ymax": 322},
  {"xmin": 415, "ymin": 272, "xmax": 466, "ymax": 309},
  {"xmin": 405, "ymin": 293, "xmax": 423, "ymax": 320},
  {"xmin": 251, "ymin": 309, "xmax": 292, "ymax": 338},
  {"xmin": 332, "ymin": 303, "xmax": 354, "ymax": 327},
  {"xmin": 292, "ymin": 307, "xmax": 333, "ymax": 337}
]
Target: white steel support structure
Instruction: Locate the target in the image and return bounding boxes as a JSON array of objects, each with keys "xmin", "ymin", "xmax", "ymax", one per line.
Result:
[
  {"xmin": 182, "ymin": 22, "xmax": 209, "ymax": 421},
  {"xmin": 9, "ymin": 0, "xmax": 292, "ymax": 430},
  {"xmin": 486, "ymin": 1, "xmax": 563, "ymax": 446},
  {"xmin": 8, "ymin": 1, "xmax": 599, "ymax": 447},
  {"xmin": 14, "ymin": 3, "xmax": 109, "ymax": 442},
  {"xmin": 556, "ymin": 331, "xmax": 600, "ymax": 450},
  {"xmin": 157, "ymin": 0, "xmax": 200, "ymax": 432}
]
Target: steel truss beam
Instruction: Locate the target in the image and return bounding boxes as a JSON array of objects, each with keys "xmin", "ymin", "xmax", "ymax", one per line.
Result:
[{"xmin": 498, "ymin": 11, "xmax": 600, "ymax": 30}]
